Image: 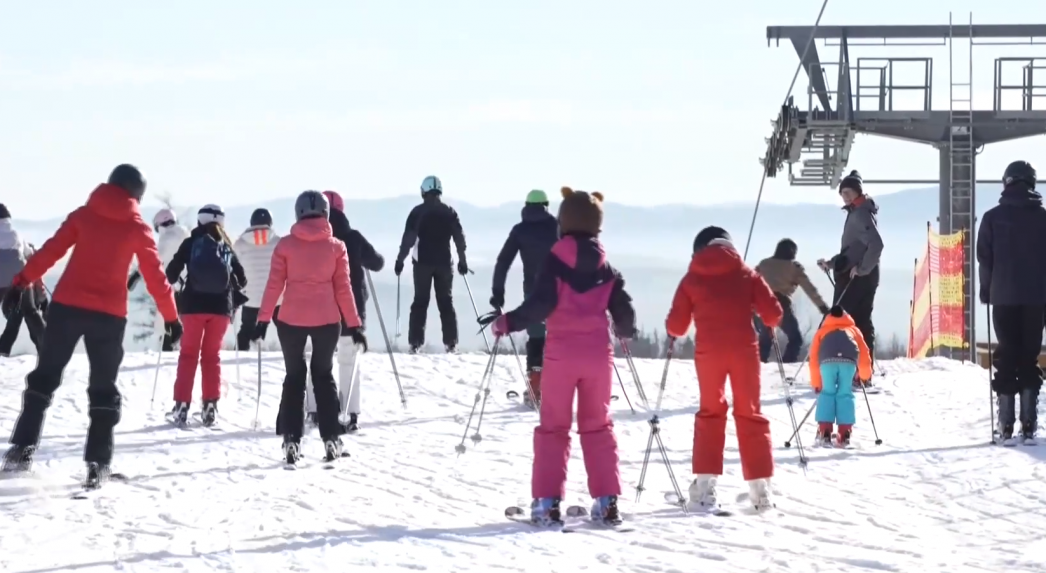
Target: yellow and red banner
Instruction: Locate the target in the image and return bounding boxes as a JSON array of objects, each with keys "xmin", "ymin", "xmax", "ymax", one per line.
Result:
[{"xmin": 908, "ymin": 226, "xmax": 966, "ymax": 358}]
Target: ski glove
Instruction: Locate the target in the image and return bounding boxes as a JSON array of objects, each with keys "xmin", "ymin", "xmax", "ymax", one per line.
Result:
[
  {"xmin": 253, "ymin": 321, "xmax": 270, "ymax": 341},
  {"xmin": 489, "ymin": 292, "xmax": 504, "ymax": 310},
  {"xmin": 1, "ymin": 286, "xmax": 23, "ymax": 320},
  {"xmin": 127, "ymin": 270, "xmax": 142, "ymax": 292},
  {"xmin": 394, "ymin": 259, "xmax": 405, "ymax": 276},
  {"xmin": 346, "ymin": 327, "xmax": 368, "ymax": 352},
  {"xmin": 165, "ymin": 320, "xmax": 184, "ymax": 345},
  {"xmin": 457, "ymin": 259, "xmax": 469, "ymax": 276},
  {"xmin": 490, "ymin": 315, "xmax": 509, "ymax": 337}
]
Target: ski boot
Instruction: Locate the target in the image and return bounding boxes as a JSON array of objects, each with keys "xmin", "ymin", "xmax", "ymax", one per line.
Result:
[
  {"xmin": 282, "ymin": 436, "xmax": 302, "ymax": 465},
  {"xmin": 445, "ymin": 344, "xmax": 458, "ymax": 354},
  {"xmin": 997, "ymin": 393, "xmax": 1017, "ymax": 446},
  {"xmin": 1019, "ymin": 387, "xmax": 1039, "ymax": 445},
  {"xmin": 343, "ymin": 413, "xmax": 359, "ymax": 434},
  {"xmin": 590, "ymin": 495, "xmax": 622, "ymax": 525},
  {"xmin": 748, "ymin": 478, "xmax": 774, "ymax": 512},
  {"xmin": 1, "ymin": 444, "xmax": 35, "ymax": 473},
  {"xmin": 523, "ymin": 368, "xmax": 542, "ymax": 410},
  {"xmin": 687, "ymin": 474, "xmax": 720, "ymax": 513},
  {"xmin": 83, "ymin": 462, "xmax": 113, "ymax": 490},
  {"xmin": 166, "ymin": 402, "xmax": 189, "ymax": 427},
  {"xmin": 835, "ymin": 424, "xmax": 853, "ymax": 448},
  {"xmin": 529, "ymin": 497, "xmax": 563, "ymax": 526},
  {"xmin": 322, "ymin": 437, "xmax": 347, "ymax": 462},
  {"xmin": 200, "ymin": 400, "xmax": 218, "ymax": 427},
  {"xmin": 409, "ymin": 345, "xmax": 421, "ymax": 355},
  {"xmin": 815, "ymin": 423, "xmax": 833, "ymax": 448}
]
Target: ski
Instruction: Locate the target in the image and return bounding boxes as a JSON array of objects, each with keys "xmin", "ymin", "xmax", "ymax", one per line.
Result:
[
  {"xmin": 506, "ymin": 390, "xmax": 618, "ymax": 403},
  {"xmin": 190, "ymin": 412, "xmax": 221, "ymax": 430},
  {"xmin": 663, "ymin": 492, "xmax": 733, "ymax": 516},
  {"xmin": 505, "ymin": 505, "xmax": 633, "ymax": 531}
]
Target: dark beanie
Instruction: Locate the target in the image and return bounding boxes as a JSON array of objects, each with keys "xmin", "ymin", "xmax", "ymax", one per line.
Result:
[
  {"xmin": 0, "ymin": 204, "xmax": 9, "ymax": 219},
  {"xmin": 693, "ymin": 226, "xmax": 731, "ymax": 253},
  {"xmin": 830, "ymin": 305, "xmax": 844, "ymax": 317},
  {"xmin": 840, "ymin": 170, "xmax": 863, "ymax": 195}
]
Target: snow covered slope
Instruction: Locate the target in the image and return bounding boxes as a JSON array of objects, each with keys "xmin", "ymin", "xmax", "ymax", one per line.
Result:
[{"xmin": 1, "ymin": 350, "xmax": 1044, "ymax": 572}]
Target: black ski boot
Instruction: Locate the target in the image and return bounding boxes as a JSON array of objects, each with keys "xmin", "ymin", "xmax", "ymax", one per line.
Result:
[
  {"xmin": 409, "ymin": 345, "xmax": 421, "ymax": 355},
  {"xmin": 166, "ymin": 402, "xmax": 189, "ymax": 427},
  {"xmin": 1, "ymin": 444, "xmax": 35, "ymax": 473},
  {"xmin": 282, "ymin": 436, "xmax": 302, "ymax": 465},
  {"xmin": 445, "ymin": 344, "xmax": 458, "ymax": 354},
  {"xmin": 1020, "ymin": 387, "xmax": 1039, "ymax": 445},
  {"xmin": 997, "ymin": 393, "xmax": 1017, "ymax": 446},
  {"xmin": 343, "ymin": 413, "xmax": 359, "ymax": 434},
  {"xmin": 200, "ymin": 400, "xmax": 218, "ymax": 427},
  {"xmin": 83, "ymin": 462, "xmax": 113, "ymax": 490}
]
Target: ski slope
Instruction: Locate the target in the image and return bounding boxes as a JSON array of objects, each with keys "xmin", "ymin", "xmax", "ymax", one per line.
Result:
[{"xmin": 1, "ymin": 349, "xmax": 1045, "ymax": 572}]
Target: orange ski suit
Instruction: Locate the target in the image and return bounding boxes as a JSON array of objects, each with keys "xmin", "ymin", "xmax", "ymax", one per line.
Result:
[{"xmin": 666, "ymin": 243, "xmax": 783, "ymax": 480}]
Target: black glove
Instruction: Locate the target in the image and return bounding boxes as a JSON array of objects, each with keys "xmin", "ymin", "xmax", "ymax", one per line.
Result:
[
  {"xmin": 489, "ymin": 292, "xmax": 504, "ymax": 310},
  {"xmin": 254, "ymin": 321, "xmax": 270, "ymax": 341},
  {"xmin": 394, "ymin": 259, "xmax": 405, "ymax": 276},
  {"xmin": 477, "ymin": 309, "xmax": 502, "ymax": 328},
  {"xmin": 165, "ymin": 319, "xmax": 183, "ymax": 344},
  {"xmin": 346, "ymin": 327, "xmax": 368, "ymax": 352},
  {"xmin": 2, "ymin": 286, "xmax": 24, "ymax": 320},
  {"xmin": 127, "ymin": 270, "xmax": 142, "ymax": 292},
  {"xmin": 818, "ymin": 304, "xmax": 830, "ymax": 315},
  {"xmin": 980, "ymin": 290, "xmax": 990, "ymax": 305},
  {"xmin": 457, "ymin": 259, "xmax": 469, "ymax": 276}
]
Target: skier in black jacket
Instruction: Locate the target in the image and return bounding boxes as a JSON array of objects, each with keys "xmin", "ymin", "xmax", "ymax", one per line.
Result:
[
  {"xmin": 490, "ymin": 189, "xmax": 559, "ymax": 407},
  {"xmin": 977, "ymin": 160, "xmax": 1046, "ymax": 444},
  {"xmin": 303, "ymin": 190, "xmax": 384, "ymax": 432},
  {"xmin": 393, "ymin": 176, "xmax": 468, "ymax": 353}
]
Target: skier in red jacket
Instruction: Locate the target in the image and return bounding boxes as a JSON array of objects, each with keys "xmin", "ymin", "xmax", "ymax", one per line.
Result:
[
  {"xmin": 665, "ymin": 226, "xmax": 782, "ymax": 514},
  {"xmin": 0, "ymin": 164, "xmax": 182, "ymax": 488}
]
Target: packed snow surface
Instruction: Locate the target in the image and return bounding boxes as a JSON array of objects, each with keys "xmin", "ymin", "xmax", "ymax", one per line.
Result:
[{"xmin": 1, "ymin": 349, "xmax": 1044, "ymax": 572}]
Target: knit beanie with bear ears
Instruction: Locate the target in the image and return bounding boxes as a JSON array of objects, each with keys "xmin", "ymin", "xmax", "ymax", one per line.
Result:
[{"xmin": 557, "ymin": 187, "xmax": 604, "ymax": 236}]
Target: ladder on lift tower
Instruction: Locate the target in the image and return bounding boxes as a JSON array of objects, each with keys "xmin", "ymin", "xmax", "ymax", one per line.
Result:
[{"xmin": 948, "ymin": 12, "xmax": 975, "ymax": 361}]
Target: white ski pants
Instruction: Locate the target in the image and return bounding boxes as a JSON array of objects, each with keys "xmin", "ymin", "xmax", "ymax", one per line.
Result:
[{"xmin": 306, "ymin": 337, "xmax": 360, "ymax": 415}]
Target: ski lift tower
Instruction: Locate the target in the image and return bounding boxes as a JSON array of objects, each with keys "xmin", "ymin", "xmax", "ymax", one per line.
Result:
[{"xmin": 762, "ymin": 15, "xmax": 1046, "ymax": 361}]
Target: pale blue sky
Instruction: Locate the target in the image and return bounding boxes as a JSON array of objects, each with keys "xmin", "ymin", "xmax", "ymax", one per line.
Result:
[{"xmin": 2, "ymin": 0, "xmax": 1046, "ymax": 219}]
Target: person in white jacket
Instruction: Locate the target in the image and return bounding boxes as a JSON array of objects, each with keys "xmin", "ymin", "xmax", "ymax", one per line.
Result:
[
  {"xmin": 0, "ymin": 204, "xmax": 45, "ymax": 355},
  {"xmin": 233, "ymin": 208, "xmax": 281, "ymax": 350},
  {"xmin": 128, "ymin": 207, "xmax": 191, "ymax": 351}
]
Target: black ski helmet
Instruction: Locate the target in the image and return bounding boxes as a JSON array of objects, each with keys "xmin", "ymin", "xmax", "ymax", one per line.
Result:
[
  {"xmin": 250, "ymin": 208, "xmax": 273, "ymax": 227},
  {"xmin": 1003, "ymin": 160, "xmax": 1036, "ymax": 188},
  {"xmin": 108, "ymin": 164, "xmax": 146, "ymax": 201}
]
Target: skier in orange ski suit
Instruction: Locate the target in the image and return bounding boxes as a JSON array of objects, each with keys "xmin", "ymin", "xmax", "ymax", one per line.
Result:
[{"xmin": 665, "ymin": 227, "xmax": 783, "ymax": 485}]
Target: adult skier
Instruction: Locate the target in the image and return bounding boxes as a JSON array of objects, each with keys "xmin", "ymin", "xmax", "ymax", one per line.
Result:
[
  {"xmin": 302, "ymin": 191, "xmax": 382, "ymax": 432},
  {"xmin": 393, "ymin": 175, "xmax": 468, "ymax": 353},
  {"xmin": 817, "ymin": 170, "xmax": 883, "ymax": 391},
  {"xmin": 490, "ymin": 189, "xmax": 559, "ymax": 407},
  {"xmin": 0, "ymin": 164, "xmax": 182, "ymax": 486},
  {"xmin": 128, "ymin": 208, "xmax": 191, "ymax": 351},
  {"xmin": 233, "ymin": 208, "xmax": 281, "ymax": 351},
  {"xmin": 754, "ymin": 238, "xmax": 829, "ymax": 363},
  {"xmin": 977, "ymin": 160, "xmax": 1046, "ymax": 444},
  {"xmin": 0, "ymin": 213, "xmax": 45, "ymax": 356}
]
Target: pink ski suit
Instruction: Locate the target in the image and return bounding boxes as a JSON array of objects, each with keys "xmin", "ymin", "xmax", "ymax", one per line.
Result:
[{"xmin": 498, "ymin": 234, "xmax": 637, "ymax": 500}]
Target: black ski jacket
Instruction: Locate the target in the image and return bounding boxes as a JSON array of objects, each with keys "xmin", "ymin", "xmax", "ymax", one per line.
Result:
[
  {"xmin": 977, "ymin": 183, "xmax": 1046, "ymax": 305},
  {"xmin": 329, "ymin": 208, "xmax": 384, "ymax": 326},
  {"xmin": 395, "ymin": 196, "xmax": 467, "ymax": 268},
  {"xmin": 491, "ymin": 204, "xmax": 558, "ymax": 300}
]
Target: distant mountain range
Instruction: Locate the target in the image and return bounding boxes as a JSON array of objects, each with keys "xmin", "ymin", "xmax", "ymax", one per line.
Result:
[{"xmin": 4, "ymin": 185, "xmax": 1004, "ymax": 354}]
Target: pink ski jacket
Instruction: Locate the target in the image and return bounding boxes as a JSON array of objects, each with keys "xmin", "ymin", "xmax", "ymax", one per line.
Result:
[{"xmin": 258, "ymin": 217, "xmax": 361, "ymax": 329}]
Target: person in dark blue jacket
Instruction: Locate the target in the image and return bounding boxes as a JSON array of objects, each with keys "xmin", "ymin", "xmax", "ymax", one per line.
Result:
[
  {"xmin": 977, "ymin": 160, "xmax": 1046, "ymax": 445},
  {"xmin": 490, "ymin": 189, "xmax": 559, "ymax": 408}
]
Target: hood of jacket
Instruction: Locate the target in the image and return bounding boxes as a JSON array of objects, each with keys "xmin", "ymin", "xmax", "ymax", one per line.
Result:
[
  {"xmin": 328, "ymin": 208, "xmax": 353, "ymax": 241},
  {"xmin": 86, "ymin": 183, "xmax": 143, "ymax": 222},
  {"xmin": 239, "ymin": 224, "xmax": 274, "ymax": 237},
  {"xmin": 999, "ymin": 183, "xmax": 1043, "ymax": 207},
  {"xmin": 290, "ymin": 217, "xmax": 334, "ymax": 242},
  {"xmin": 520, "ymin": 204, "xmax": 555, "ymax": 224},
  {"xmin": 842, "ymin": 194, "xmax": 879, "ymax": 216},
  {"xmin": 551, "ymin": 233, "xmax": 605, "ymax": 272},
  {"xmin": 820, "ymin": 312, "xmax": 857, "ymax": 331},
  {"xmin": 688, "ymin": 242, "xmax": 744, "ymax": 277}
]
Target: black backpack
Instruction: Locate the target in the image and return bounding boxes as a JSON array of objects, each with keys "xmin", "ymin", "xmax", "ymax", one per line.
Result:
[{"xmin": 188, "ymin": 234, "xmax": 233, "ymax": 294}]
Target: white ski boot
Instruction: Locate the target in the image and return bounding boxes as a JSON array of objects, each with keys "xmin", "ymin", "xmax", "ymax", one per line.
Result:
[{"xmin": 748, "ymin": 478, "xmax": 774, "ymax": 512}]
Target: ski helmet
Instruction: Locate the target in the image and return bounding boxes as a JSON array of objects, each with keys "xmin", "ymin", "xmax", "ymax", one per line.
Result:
[
  {"xmin": 1003, "ymin": 160, "xmax": 1036, "ymax": 188},
  {"xmin": 525, "ymin": 189, "xmax": 548, "ymax": 204},
  {"xmin": 197, "ymin": 204, "xmax": 225, "ymax": 226},
  {"xmin": 250, "ymin": 208, "xmax": 273, "ymax": 227},
  {"xmin": 295, "ymin": 190, "xmax": 330, "ymax": 221},
  {"xmin": 323, "ymin": 190, "xmax": 345, "ymax": 212},
  {"xmin": 153, "ymin": 208, "xmax": 176, "ymax": 229},
  {"xmin": 108, "ymin": 164, "xmax": 146, "ymax": 201},
  {"xmin": 421, "ymin": 175, "xmax": 442, "ymax": 195}
]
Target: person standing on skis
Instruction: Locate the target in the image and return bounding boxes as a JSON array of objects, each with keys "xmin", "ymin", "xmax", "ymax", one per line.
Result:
[
  {"xmin": 665, "ymin": 226, "xmax": 782, "ymax": 514},
  {"xmin": 164, "ymin": 205, "xmax": 247, "ymax": 427},
  {"xmin": 817, "ymin": 170, "xmax": 884, "ymax": 391},
  {"xmin": 484, "ymin": 187, "xmax": 636, "ymax": 526},
  {"xmin": 302, "ymin": 190, "xmax": 381, "ymax": 433},
  {"xmin": 490, "ymin": 189, "xmax": 559, "ymax": 408},
  {"xmin": 233, "ymin": 208, "xmax": 281, "ymax": 351},
  {"xmin": 393, "ymin": 175, "xmax": 468, "ymax": 353},
  {"xmin": 754, "ymin": 238, "xmax": 829, "ymax": 363},
  {"xmin": 0, "ymin": 214, "xmax": 46, "ymax": 356},
  {"xmin": 0, "ymin": 164, "xmax": 182, "ymax": 485},
  {"xmin": 128, "ymin": 208, "xmax": 191, "ymax": 351},
  {"xmin": 977, "ymin": 160, "xmax": 1046, "ymax": 445},
  {"xmin": 252, "ymin": 191, "xmax": 363, "ymax": 465},
  {"xmin": 808, "ymin": 306, "xmax": 873, "ymax": 447}
]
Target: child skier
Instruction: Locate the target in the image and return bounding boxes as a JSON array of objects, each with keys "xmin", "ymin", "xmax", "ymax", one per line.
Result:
[
  {"xmin": 484, "ymin": 187, "xmax": 637, "ymax": 526},
  {"xmin": 808, "ymin": 305, "xmax": 873, "ymax": 447},
  {"xmin": 665, "ymin": 226, "xmax": 782, "ymax": 513},
  {"xmin": 252, "ymin": 191, "xmax": 362, "ymax": 464},
  {"xmin": 164, "ymin": 204, "xmax": 247, "ymax": 427}
]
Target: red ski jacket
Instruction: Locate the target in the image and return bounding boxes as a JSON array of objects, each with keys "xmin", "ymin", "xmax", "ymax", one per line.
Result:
[{"xmin": 15, "ymin": 184, "xmax": 178, "ymax": 322}]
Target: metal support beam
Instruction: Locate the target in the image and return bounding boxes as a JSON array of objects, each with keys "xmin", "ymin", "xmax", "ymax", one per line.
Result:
[
  {"xmin": 790, "ymin": 36, "xmax": 832, "ymax": 112},
  {"xmin": 768, "ymin": 24, "xmax": 1046, "ymax": 42},
  {"xmin": 836, "ymin": 35, "xmax": 853, "ymax": 121}
]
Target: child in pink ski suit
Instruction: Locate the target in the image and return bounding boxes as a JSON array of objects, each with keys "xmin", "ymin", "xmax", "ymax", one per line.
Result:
[{"xmin": 489, "ymin": 187, "xmax": 637, "ymax": 526}]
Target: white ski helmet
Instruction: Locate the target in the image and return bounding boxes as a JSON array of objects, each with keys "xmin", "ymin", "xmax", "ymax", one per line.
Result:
[
  {"xmin": 197, "ymin": 204, "xmax": 225, "ymax": 226},
  {"xmin": 153, "ymin": 208, "xmax": 176, "ymax": 229},
  {"xmin": 421, "ymin": 175, "xmax": 442, "ymax": 195}
]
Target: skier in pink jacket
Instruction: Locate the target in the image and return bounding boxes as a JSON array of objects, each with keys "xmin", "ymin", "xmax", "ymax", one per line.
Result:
[
  {"xmin": 251, "ymin": 190, "xmax": 364, "ymax": 466},
  {"xmin": 485, "ymin": 187, "xmax": 637, "ymax": 527}
]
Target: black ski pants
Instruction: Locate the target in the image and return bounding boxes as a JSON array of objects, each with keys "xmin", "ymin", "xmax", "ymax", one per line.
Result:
[
  {"xmin": 757, "ymin": 294, "xmax": 803, "ymax": 363},
  {"xmin": 236, "ymin": 305, "xmax": 280, "ymax": 351},
  {"xmin": 0, "ymin": 286, "xmax": 45, "ymax": 355},
  {"xmin": 833, "ymin": 265, "xmax": 879, "ymax": 364},
  {"xmin": 9, "ymin": 302, "xmax": 126, "ymax": 465},
  {"xmin": 990, "ymin": 305, "xmax": 1045, "ymax": 396},
  {"xmin": 408, "ymin": 262, "xmax": 458, "ymax": 348},
  {"xmin": 275, "ymin": 321, "xmax": 342, "ymax": 440}
]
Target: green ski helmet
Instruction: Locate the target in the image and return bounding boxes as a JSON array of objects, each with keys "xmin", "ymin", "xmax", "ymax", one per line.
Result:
[{"xmin": 525, "ymin": 189, "xmax": 549, "ymax": 205}]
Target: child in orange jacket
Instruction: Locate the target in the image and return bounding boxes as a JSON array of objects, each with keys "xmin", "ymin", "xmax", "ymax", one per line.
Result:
[
  {"xmin": 809, "ymin": 306, "xmax": 873, "ymax": 448},
  {"xmin": 665, "ymin": 226, "xmax": 782, "ymax": 514}
]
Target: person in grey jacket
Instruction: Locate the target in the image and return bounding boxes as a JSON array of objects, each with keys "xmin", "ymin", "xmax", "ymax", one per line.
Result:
[
  {"xmin": 976, "ymin": 160, "xmax": 1046, "ymax": 444},
  {"xmin": 816, "ymin": 170, "xmax": 884, "ymax": 388}
]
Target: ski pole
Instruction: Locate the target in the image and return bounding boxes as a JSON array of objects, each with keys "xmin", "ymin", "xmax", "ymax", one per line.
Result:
[
  {"xmin": 366, "ymin": 270, "xmax": 406, "ymax": 407},
  {"xmin": 395, "ymin": 275, "xmax": 402, "ymax": 339},
  {"xmin": 617, "ymin": 336, "xmax": 649, "ymax": 409},
  {"xmin": 783, "ymin": 401, "xmax": 816, "ymax": 448},
  {"xmin": 858, "ymin": 377, "xmax": 883, "ymax": 445},
  {"xmin": 771, "ymin": 332, "xmax": 808, "ymax": 473},
  {"xmin": 149, "ymin": 334, "xmax": 164, "ymax": 407},
  {"xmin": 461, "ymin": 270, "xmax": 490, "ymax": 353},
  {"xmin": 232, "ymin": 308, "xmax": 240, "ymax": 400},
  {"xmin": 252, "ymin": 344, "xmax": 263, "ymax": 430},
  {"xmin": 635, "ymin": 337, "xmax": 687, "ymax": 513},
  {"xmin": 455, "ymin": 340, "xmax": 501, "ymax": 455}
]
